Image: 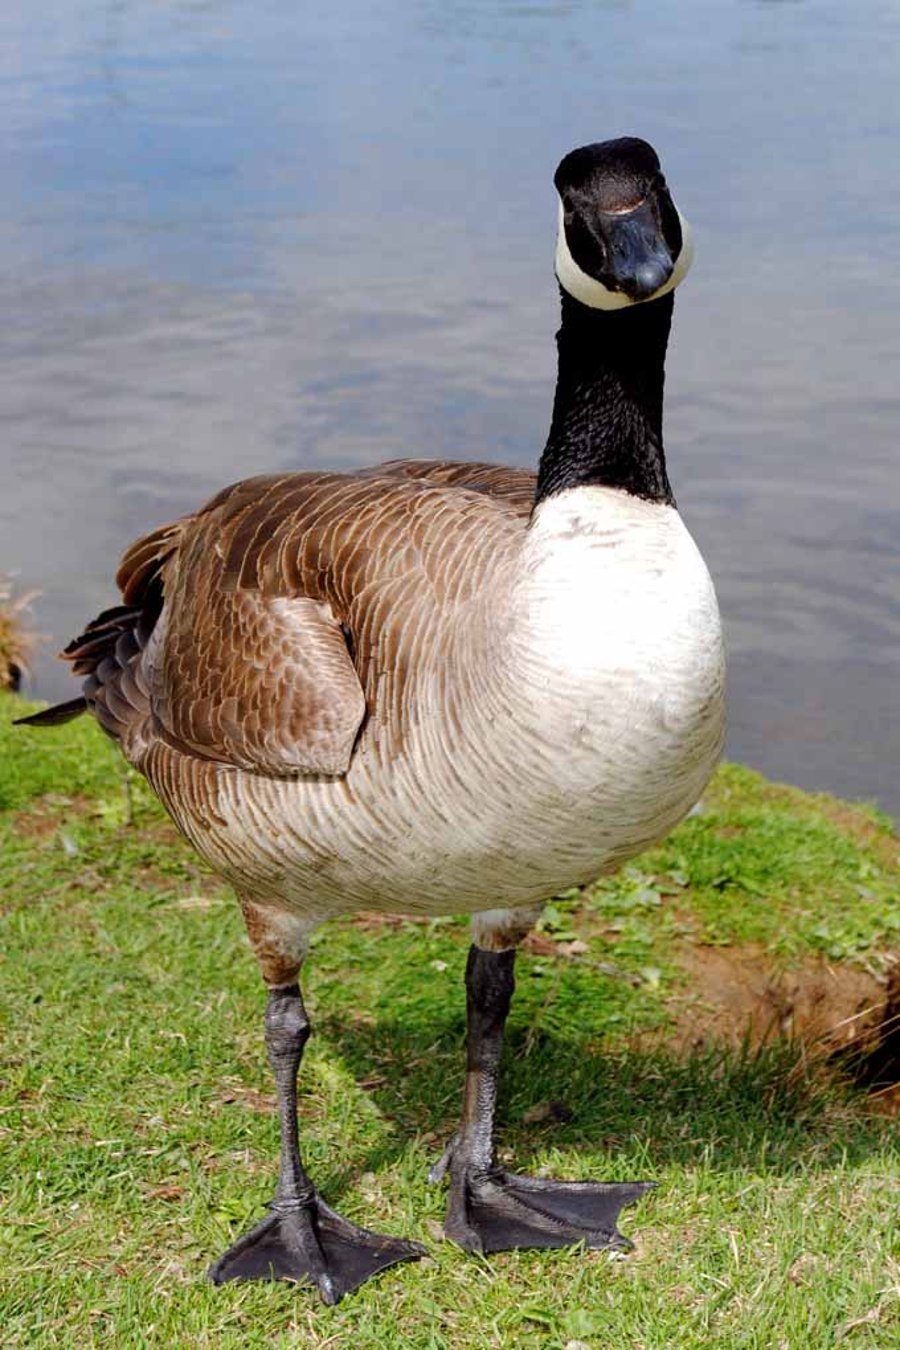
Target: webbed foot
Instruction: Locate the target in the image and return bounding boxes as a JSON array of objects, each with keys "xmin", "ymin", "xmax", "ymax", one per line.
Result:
[
  {"xmin": 434, "ymin": 1158, "xmax": 653, "ymax": 1254},
  {"xmin": 209, "ymin": 1196, "xmax": 425, "ymax": 1303}
]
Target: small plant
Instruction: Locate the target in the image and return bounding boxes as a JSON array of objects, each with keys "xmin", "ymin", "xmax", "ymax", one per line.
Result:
[{"xmin": 0, "ymin": 578, "xmax": 37, "ymax": 691}]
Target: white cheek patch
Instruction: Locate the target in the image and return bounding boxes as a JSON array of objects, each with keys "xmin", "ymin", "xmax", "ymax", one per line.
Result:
[
  {"xmin": 554, "ymin": 198, "xmax": 632, "ymax": 311},
  {"xmin": 554, "ymin": 198, "xmax": 694, "ymax": 311}
]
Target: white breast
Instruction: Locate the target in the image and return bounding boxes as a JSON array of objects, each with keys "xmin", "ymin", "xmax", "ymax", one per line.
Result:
[
  {"xmin": 494, "ymin": 486, "xmax": 726, "ymax": 864},
  {"xmin": 516, "ymin": 487, "xmax": 723, "ymax": 725}
]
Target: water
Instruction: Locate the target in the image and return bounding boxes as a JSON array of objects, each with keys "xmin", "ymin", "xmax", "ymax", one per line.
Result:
[{"xmin": 2, "ymin": 1, "xmax": 899, "ymax": 813}]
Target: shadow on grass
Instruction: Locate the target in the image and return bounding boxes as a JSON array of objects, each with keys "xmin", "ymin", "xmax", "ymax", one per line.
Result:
[{"xmin": 313, "ymin": 1008, "xmax": 889, "ymax": 1200}]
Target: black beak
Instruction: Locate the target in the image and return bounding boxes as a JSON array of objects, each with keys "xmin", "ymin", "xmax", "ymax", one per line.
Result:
[{"xmin": 600, "ymin": 197, "xmax": 676, "ymax": 302}]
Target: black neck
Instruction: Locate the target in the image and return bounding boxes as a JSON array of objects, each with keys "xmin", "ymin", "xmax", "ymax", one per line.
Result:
[{"xmin": 533, "ymin": 289, "xmax": 675, "ymax": 509}]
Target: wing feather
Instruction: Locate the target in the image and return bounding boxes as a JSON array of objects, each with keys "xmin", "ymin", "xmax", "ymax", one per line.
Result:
[{"xmin": 49, "ymin": 460, "xmax": 530, "ymax": 778}]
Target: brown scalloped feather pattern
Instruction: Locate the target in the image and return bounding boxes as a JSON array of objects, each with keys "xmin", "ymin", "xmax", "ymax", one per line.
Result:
[
  {"xmin": 60, "ymin": 460, "xmax": 534, "ymax": 778},
  {"xmin": 371, "ymin": 459, "xmax": 536, "ymax": 513}
]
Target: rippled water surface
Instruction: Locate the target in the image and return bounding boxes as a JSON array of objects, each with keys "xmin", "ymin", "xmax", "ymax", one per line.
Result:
[{"xmin": 2, "ymin": 1, "xmax": 899, "ymax": 811}]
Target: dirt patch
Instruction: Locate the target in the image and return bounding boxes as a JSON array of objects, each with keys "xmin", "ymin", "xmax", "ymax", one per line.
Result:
[
  {"xmin": 349, "ymin": 911, "xmax": 432, "ymax": 931},
  {"xmin": 10, "ymin": 788, "xmax": 189, "ymax": 846},
  {"xmin": 669, "ymin": 941, "xmax": 900, "ymax": 1107},
  {"xmin": 10, "ymin": 792, "xmax": 97, "ymax": 840},
  {"xmin": 671, "ymin": 943, "xmax": 888, "ymax": 1053},
  {"xmin": 214, "ymin": 1083, "xmax": 276, "ymax": 1113}
]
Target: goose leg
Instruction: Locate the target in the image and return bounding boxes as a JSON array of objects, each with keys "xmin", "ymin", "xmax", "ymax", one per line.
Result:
[
  {"xmin": 210, "ymin": 979, "xmax": 423, "ymax": 1301},
  {"xmin": 430, "ymin": 943, "xmax": 653, "ymax": 1254}
]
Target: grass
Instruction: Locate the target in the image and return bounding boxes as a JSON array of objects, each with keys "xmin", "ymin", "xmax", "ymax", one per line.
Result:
[{"xmin": 1, "ymin": 689, "xmax": 898, "ymax": 1348}]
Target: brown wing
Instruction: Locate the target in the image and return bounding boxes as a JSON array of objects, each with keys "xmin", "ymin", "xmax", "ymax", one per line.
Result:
[
  {"xmin": 60, "ymin": 466, "xmax": 525, "ymax": 778},
  {"xmin": 371, "ymin": 458, "xmax": 536, "ymax": 515},
  {"xmin": 138, "ymin": 475, "xmax": 370, "ymax": 776}
]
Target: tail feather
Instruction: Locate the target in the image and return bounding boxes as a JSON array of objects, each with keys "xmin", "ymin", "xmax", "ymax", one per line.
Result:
[
  {"xmin": 15, "ymin": 698, "xmax": 87, "ymax": 727},
  {"xmin": 16, "ymin": 520, "xmax": 179, "ymax": 746}
]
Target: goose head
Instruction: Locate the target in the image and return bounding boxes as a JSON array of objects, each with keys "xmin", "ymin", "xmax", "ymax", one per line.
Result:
[{"xmin": 554, "ymin": 137, "xmax": 693, "ymax": 311}]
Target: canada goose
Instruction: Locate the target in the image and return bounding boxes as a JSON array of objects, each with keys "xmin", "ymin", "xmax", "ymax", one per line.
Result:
[{"xmin": 20, "ymin": 137, "xmax": 725, "ymax": 1303}]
